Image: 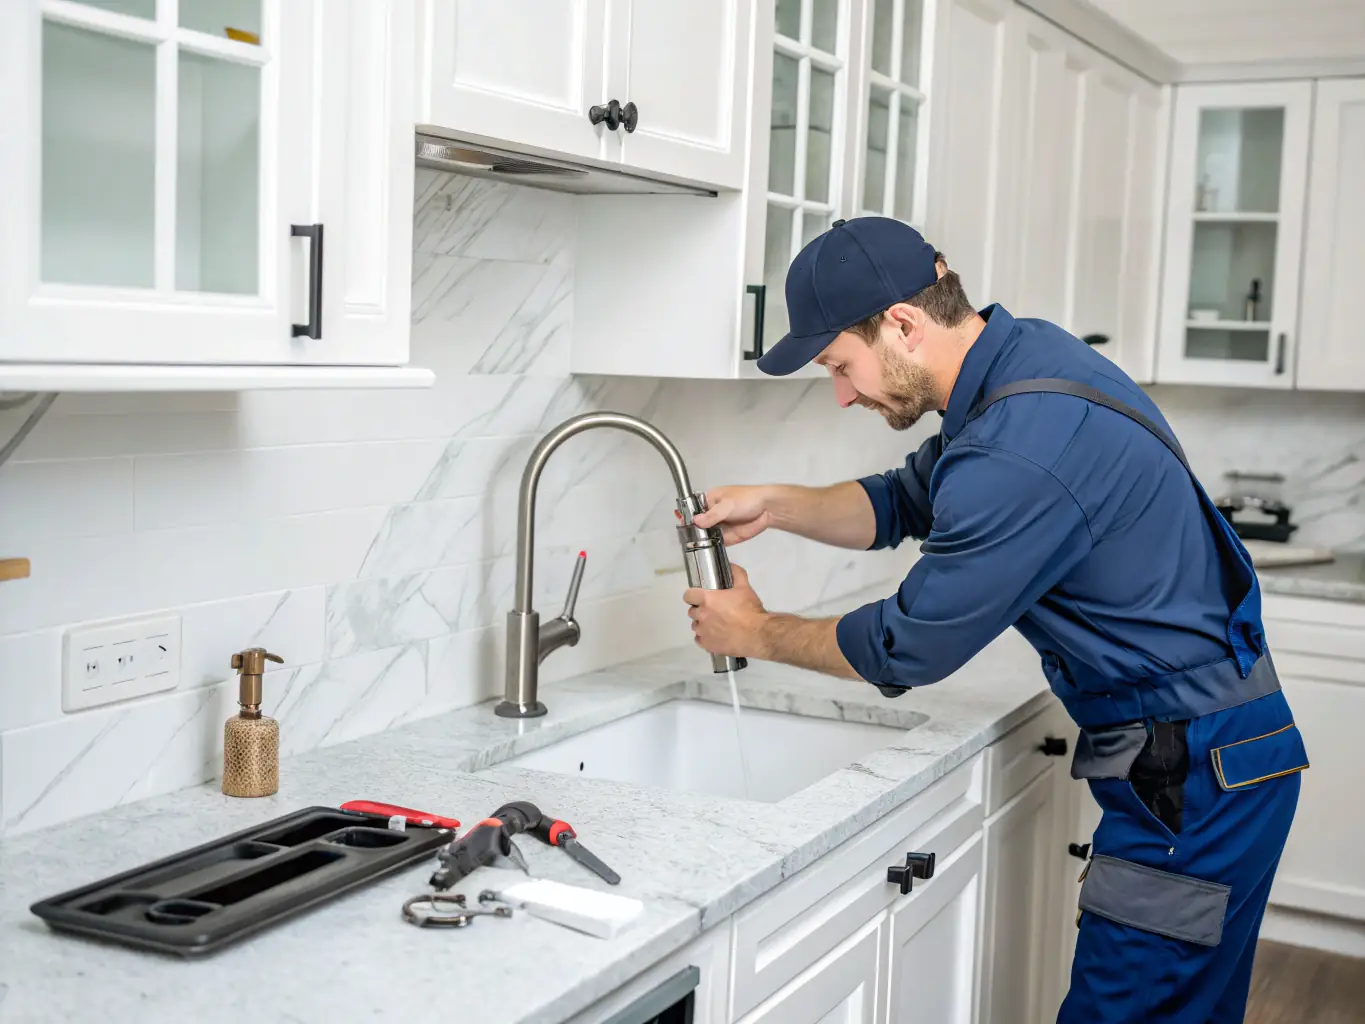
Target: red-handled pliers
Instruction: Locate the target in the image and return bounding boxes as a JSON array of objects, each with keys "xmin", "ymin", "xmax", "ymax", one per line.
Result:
[{"xmin": 340, "ymin": 800, "xmax": 461, "ymax": 830}]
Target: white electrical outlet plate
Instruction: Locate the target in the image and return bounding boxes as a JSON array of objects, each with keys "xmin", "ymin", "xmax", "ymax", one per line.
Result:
[{"xmin": 62, "ymin": 613, "xmax": 182, "ymax": 712}]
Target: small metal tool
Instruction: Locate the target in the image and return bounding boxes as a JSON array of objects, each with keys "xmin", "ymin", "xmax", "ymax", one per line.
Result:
[{"xmin": 402, "ymin": 892, "xmax": 514, "ymax": 928}]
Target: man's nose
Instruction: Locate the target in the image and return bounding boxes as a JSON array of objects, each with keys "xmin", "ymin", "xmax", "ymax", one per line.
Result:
[{"xmin": 832, "ymin": 376, "xmax": 859, "ymax": 408}]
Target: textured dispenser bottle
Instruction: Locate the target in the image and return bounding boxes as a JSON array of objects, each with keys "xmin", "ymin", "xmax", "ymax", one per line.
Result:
[
  {"xmin": 222, "ymin": 647, "xmax": 283, "ymax": 798},
  {"xmin": 676, "ymin": 492, "xmax": 747, "ymax": 673}
]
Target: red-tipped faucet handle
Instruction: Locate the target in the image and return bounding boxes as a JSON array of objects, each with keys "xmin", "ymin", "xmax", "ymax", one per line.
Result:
[{"xmin": 561, "ymin": 550, "xmax": 586, "ymax": 619}]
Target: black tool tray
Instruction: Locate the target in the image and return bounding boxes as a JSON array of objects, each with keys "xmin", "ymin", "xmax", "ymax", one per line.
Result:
[{"xmin": 30, "ymin": 806, "xmax": 453, "ymax": 956}]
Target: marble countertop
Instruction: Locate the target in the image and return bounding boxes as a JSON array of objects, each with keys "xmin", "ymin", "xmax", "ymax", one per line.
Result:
[
  {"xmin": 0, "ymin": 615, "xmax": 1050, "ymax": 1024},
  {"xmin": 1257, "ymin": 551, "xmax": 1365, "ymax": 604}
]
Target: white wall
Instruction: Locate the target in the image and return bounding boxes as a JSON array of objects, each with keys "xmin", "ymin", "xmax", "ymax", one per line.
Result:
[
  {"xmin": 1089, "ymin": 0, "xmax": 1365, "ymax": 66},
  {"xmin": 0, "ymin": 172, "xmax": 922, "ymax": 835}
]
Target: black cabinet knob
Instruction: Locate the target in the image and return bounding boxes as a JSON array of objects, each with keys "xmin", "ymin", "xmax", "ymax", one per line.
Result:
[
  {"xmin": 887, "ymin": 851, "xmax": 936, "ymax": 895},
  {"xmin": 1068, "ymin": 842, "xmax": 1091, "ymax": 860},
  {"xmin": 1038, "ymin": 736, "xmax": 1068, "ymax": 757},
  {"xmin": 588, "ymin": 100, "xmax": 639, "ymax": 133},
  {"xmin": 1081, "ymin": 333, "xmax": 1109, "ymax": 346}
]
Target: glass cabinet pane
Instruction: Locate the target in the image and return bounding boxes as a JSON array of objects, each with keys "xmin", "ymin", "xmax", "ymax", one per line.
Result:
[
  {"xmin": 180, "ymin": 0, "xmax": 263, "ymax": 42},
  {"xmin": 1185, "ymin": 328, "xmax": 1270, "ymax": 363},
  {"xmin": 1188, "ymin": 221, "xmax": 1277, "ymax": 322},
  {"xmin": 812, "ymin": 0, "xmax": 838, "ymax": 52},
  {"xmin": 42, "ymin": 21, "xmax": 156, "ymax": 288},
  {"xmin": 806, "ymin": 67, "xmax": 836, "ymax": 204},
  {"xmin": 871, "ymin": 0, "xmax": 894, "ymax": 75},
  {"xmin": 176, "ymin": 52, "xmax": 261, "ymax": 294},
  {"xmin": 801, "ymin": 211, "xmax": 832, "ymax": 247},
  {"xmin": 69, "ymin": 0, "xmax": 155, "ymax": 19},
  {"xmin": 893, "ymin": 102, "xmax": 919, "ymax": 221},
  {"xmin": 1193, "ymin": 108, "xmax": 1285, "ymax": 214},
  {"xmin": 769, "ymin": 52, "xmax": 800, "ymax": 196},
  {"xmin": 776, "ymin": 0, "xmax": 801, "ymax": 41},
  {"xmin": 900, "ymin": 0, "xmax": 924, "ymax": 86},
  {"xmin": 864, "ymin": 88, "xmax": 892, "ymax": 211},
  {"xmin": 763, "ymin": 205, "xmax": 796, "ymax": 349}
]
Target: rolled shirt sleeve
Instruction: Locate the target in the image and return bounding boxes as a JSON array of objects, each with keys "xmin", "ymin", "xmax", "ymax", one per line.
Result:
[
  {"xmin": 857, "ymin": 433, "xmax": 943, "ymax": 549},
  {"xmin": 838, "ymin": 444, "xmax": 1094, "ymax": 688}
]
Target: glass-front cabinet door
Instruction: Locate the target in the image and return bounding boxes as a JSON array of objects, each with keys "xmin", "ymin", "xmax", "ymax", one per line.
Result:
[
  {"xmin": 1157, "ymin": 81, "xmax": 1313, "ymax": 388},
  {"xmin": 742, "ymin": 0, "xmax": 852, "ymax": 368},
  {"xmin": 0, "ymin": 0, "xmax": 312, "ymax": 364},
  {"xmin": 857, "ymin": 0, "xmax": 929, "ymax": 226}
]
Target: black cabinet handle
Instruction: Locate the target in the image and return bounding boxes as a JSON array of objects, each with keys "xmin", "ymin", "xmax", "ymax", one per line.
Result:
[
  {"xmin": 887, "ymin": 851, "xmax": 935, "ymax": 894},
  {"xmin": 1038, "ymin": 736, "xmax": 1068, "ymax": 757},
  {"xmin": 1081, "ymin": 334, "xmax": 1109, "ymax": 346},
  {"xmin": 744, "ymin": 284, "xmax": 766, "ymax": 360},
  {"xmin": 1275, "ymin": 333, "xmax": 1286, "ymax": 375},
  {"xmin": 291, "ymin": 223, "xmax": 323, "ymax": 340},
  {"xmin": 1068, "ymin": 842, "xmax": 1091, "ymax": 860},
  {"xmin": 588, "ymin": 100, "xmax": 639, "ymax": 133}
]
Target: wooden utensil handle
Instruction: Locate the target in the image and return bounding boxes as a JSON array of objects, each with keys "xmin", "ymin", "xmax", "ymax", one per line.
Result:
[{"xmin": 0, "ymin": 558, "xmax": 30, "ymax": 581}]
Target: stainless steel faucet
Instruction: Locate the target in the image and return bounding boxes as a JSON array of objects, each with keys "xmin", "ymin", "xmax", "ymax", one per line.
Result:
[{"xmin": 495, "ymin": 412, "xmax": 747, "ymax": 719}]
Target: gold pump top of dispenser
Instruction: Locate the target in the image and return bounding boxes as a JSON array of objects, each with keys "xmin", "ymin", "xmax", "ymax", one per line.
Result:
[{"xmin": 231, "ymin": 647, "xmax": 282, "ymax": 717}]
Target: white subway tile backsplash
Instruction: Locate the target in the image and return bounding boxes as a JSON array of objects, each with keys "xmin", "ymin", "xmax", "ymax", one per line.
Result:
[
  {"xmin": 134, "ymin": 450, "xmax": 244, "ymax": 530},
  {"xmin": 0, "ymin": 629, "xmax": 63, "ymax": 733},
  {"xmin": 0, "ymin": 534, "xmax": 142, "ymax": 634},
  {"xmin": 178, "ymin": 587, "xmax": 326, "ymax": 690},
  {"xmin": 241, "ymin": 441, "xmax": 444, "ymax": 518},
  {"xmin": 0, "ymin": 457, "xmax": 135, "ymax": 542},
  {"xmin": 11, "ymin": 411, "xmax": 239, "ymax": 461}
]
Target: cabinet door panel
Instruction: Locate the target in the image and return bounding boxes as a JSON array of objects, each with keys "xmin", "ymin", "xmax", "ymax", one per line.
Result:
[
  {"xmin": 314, "ymin": 0, "xmax": 414, "ymax": 364},
  {"xmin": 884, "ymin": 833, "xmax": 983, "ymax": 1024},
  {"xmin": 1, "ymin": 0, "xmax": 310, "ymax": 363},
  {"xmin": 739, "ymin": 918, "xmax": 881, "ymax": 1024},
  {"xmin": 421, "ymin": 0, "xmax": 605, "ymax": 161},
  {"xmin": 1113, "ymin": 88, "xmax": 1164, "ymax": 383},
  {"xmin": 608, "ymin": 0, "xmax": 748, "ymax": 189},
  {"xmin": 980, "ymin": 769, "xmax": 1061, "ymax": 1024},
  {"xmin": 927, "ymin": 0, "xmax": 1011, "ymax": 306},
  {"xmin": 1297, "ymin": 78, "xmax": 1365, "ymax": 391},
  {"xmin": 1272, "ymin": 671, "xmax": 1365, "ymax": 921},
  {"xmin": 1156, "ymin": 81, "xmax": 1312, "ymax": 387},
  {"xmin": 1071, "ymin": 68, "xmax": 1133, "ymax": 347}
]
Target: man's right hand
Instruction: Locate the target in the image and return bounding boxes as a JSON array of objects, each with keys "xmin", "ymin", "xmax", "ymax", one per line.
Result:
[{"xmin": 693, "ymin": 486, "xmax": 773, "ymax": 546}]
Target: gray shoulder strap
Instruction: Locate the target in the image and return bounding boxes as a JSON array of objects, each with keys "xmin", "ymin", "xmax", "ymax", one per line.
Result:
[{"xmin": 965, "ymin": 377, "xmax": 1190, "ymax": 474}]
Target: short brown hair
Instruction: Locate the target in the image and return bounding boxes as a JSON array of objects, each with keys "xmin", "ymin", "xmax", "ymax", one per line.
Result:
[{"xmin": 846, "ymin": 251, "xmax": 976, "ymax": 343}]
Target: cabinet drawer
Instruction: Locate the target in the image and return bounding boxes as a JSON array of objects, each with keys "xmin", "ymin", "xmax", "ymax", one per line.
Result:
[
  {"xmin": 731, "ymin": 754, "xmax": 984, "ymax": 1019},
  {"xmin": 983, "ymin": 701, "xmax": 1072, "ymax": 816}
]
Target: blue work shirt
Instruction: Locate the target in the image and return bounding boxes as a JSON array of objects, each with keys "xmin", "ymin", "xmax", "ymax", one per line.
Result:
[{"xmin": 836, "ymin": 305, "xmax": 1241, "ymax": 695}]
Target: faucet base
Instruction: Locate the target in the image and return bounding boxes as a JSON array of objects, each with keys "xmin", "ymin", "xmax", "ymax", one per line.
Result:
[{"xmin": 495, "ymin": 699, "xmax": 548, "ymax": 719}]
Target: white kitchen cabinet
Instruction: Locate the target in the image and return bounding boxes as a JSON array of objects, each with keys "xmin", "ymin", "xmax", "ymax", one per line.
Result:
[
  {"xmin": 1262, "ymin": 594, "xmax": 1365, "ymax": 924},
  {"xmin": 419, "ymin": 0, "xmax": 750, "ymax": 192},
  {"xmin": 995, "ymin": 8, "xmax": 1163, "ymax": 383},
  {"xmin": 1295, "ymin": 78, "xmax": 1365, "ymax": 391},
  {"xmin": 979, "ymin": 768, "xmax": 1063, "ymax": 1024},
  {"xmin": 882, "ymin": 833, "xmax": 984, "ymax": 1024},
  {"xmin": 1156, "ymin": 80, "xmax": 1313, "ymax": 388},
  {"xmin": 739, "ymin": 917, "xmax": 882, "ymax": 1024},
  {"xmin": 0, "ymin": 0, "xmax": 422, "ymax": 386}
]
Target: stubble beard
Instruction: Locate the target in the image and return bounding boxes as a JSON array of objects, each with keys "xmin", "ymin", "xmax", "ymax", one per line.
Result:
[{"xmin": 855, "ymin": 346, "xmax": 939, "ymax": 431}]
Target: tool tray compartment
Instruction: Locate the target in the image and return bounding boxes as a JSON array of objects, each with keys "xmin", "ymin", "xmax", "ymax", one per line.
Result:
[{"xmin": 30, "ymin": 806, "xmax": 452, "ymax": 956}]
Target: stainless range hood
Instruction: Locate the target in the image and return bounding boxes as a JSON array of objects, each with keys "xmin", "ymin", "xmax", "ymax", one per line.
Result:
[{"xmin": 415, "ymin": 133, "xmax": 716, "ymax": 197}]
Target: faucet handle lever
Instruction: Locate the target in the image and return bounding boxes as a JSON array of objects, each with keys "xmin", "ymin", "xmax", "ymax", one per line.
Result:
[{"xmin": 561, "ymin": 550, "xmax": 586, "ymax": 620}]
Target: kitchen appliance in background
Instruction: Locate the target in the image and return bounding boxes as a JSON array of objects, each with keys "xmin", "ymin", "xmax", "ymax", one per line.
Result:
[{"xmin": 1215, "ymin": 471, "xmax": 1298, "ymax": 542}]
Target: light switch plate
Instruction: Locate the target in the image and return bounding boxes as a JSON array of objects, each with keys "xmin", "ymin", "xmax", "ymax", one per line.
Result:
[{"xmin": 62, "ymin": 613, "xmax": 181, "ymax": 712}]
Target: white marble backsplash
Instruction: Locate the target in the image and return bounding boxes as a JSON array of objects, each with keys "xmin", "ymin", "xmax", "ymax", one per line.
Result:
[
  {"xmin": 0, "ymin": 172, "xmax": 920, "ymax": 835},
  {"xmin": 5, "ymin": 171, "xmax": 1365, "ymax": 837}
]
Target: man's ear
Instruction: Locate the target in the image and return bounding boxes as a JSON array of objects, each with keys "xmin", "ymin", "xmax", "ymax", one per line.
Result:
[{"xmin": 885, "ymin": 303, "xmax": 928, "ymax": 351}]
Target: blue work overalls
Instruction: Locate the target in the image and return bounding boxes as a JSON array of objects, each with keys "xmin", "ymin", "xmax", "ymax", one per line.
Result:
[{"xmin": 964, "ymin": 380, "xmax": 1309, "ymax": 1024}]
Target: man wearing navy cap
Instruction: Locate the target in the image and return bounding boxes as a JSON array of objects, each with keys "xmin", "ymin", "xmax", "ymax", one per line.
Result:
[{"xmin": 684, "ymin": 217, "xmax": 1305, "ymax": 1023}]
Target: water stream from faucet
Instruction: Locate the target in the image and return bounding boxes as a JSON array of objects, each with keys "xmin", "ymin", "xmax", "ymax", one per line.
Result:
[{"xmin": 726, "ymin": 668, "xmax": 754, "ymax": 800}]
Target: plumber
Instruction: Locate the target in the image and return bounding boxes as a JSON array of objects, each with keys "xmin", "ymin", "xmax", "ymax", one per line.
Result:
[{"xmin": 684, "ymin": 216, "xmax": 1306, "ymax": 1023}]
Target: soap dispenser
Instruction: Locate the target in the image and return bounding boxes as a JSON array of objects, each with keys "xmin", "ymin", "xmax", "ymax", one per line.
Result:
[{"xmin": 223, "ymin": 647, "xmax": 283, "ymax": 798}]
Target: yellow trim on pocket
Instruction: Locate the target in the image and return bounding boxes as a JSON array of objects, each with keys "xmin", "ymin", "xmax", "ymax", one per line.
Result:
[{"xmin": 1211, "ymin": 724, "xmax": 1309, "ymax": 791}]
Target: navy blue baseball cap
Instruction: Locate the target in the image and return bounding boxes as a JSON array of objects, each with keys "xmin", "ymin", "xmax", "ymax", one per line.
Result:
[{"xmin": 757, "ymin": 217, "xmax": 938, "ymax": 376}]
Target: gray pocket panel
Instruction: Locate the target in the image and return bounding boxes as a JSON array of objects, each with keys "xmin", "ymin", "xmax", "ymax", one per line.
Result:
[{"xmin": 1078, "ymin": 854, "xmax": 1230, "ymax": 946}]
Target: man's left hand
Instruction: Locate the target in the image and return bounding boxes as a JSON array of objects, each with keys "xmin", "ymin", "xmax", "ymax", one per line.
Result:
[{"xmin": 685, "ymin": 564, "xmax": 768, "ymax": 658}]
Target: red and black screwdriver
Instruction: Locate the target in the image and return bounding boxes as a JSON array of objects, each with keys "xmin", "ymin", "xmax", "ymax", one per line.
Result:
[{"xmin": 493, "ymin": 800, "xmax": 621, "ymax": 885}]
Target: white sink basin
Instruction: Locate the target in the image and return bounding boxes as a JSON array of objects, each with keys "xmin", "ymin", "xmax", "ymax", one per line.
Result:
[{"xmin": 502, "ymin": 699, "xmax": 918, "ymax": 803}]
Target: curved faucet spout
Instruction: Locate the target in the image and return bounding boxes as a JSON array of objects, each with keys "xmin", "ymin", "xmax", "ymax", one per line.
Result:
[{"xmin": 513, "ymin": 412, "xmax": 694, "ymax": 612}]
